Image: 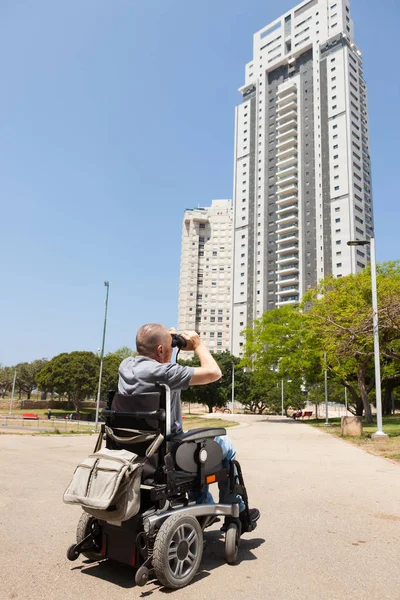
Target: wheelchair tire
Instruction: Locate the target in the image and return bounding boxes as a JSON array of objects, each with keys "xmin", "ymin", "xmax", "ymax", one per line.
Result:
[
  {"xmin": 225, "ymin": 523, "xmax": 239, "ymax": 564},
  {"xmin": 76, "ymin": 513, "xmax": 102, "ymax": 561},
  {"xmin": 153, "ymin": 513, "xmax": 203, "ymax": 589}
]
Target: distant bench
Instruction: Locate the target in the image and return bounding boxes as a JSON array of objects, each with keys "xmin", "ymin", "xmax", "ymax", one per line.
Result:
[
  {"xmin": 22, "ymin": 413, "xmax": 39, "ymax": 420},
  {"xmin": 301, "ymin": 411, "xmax": 313, "ymax": 419}
]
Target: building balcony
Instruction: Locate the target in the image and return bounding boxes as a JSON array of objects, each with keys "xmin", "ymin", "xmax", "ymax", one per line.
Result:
[
  {"xmin": 276, "ymin": 154, "xmax": 297, "ymax": 170},
  {"xmin": 277, "ymin": 285, "xmax": 299, "ymax": 296},
  {"xmin": 277, "ymin": 182, "xmax": 298, "ymax": 197},
  {"xmin": 277, "ymin": 98, "xmax": 297, "ymax": 115},
  {"xmin": 277, "ymin": 270, "xmax": 299, "ymax": 282},
  {"xmin": 277, "ymin": 220, "xmax": 298, "ymax": 234},
  {"xmin": 276, "ymin": 136, "xmax": 297, "ymax": 152},
  {"xmin": 276, "ymin": 172, "xmax": 297, "ymax": 188},
  {"xmin": 277, "ymin": 119, "xmax": 298, "ymax": 135},
  {"xmin": 277, "ymin": 82, "xmax": 297, "ymax": 99},
  {"xmin": 277, "ymin": 145, "xmax": 298, "ymax": 161},
  {"xmin": 277, "ymin": 232, "xmax": 299, "ymax": 245},
  {"xmin": 276, "ymin": 193, "xmax": 298, "ymax": 208},
  {"xmin": 276, "ymin": 253, "xmax": 299, "ymax": 264},
  {"xmin": 276, "ymin": 202, "xmax": 298, "ymax": 215},
  {"xmin": 276, "ymin": 213, "xmax": 298, "ymax": 227},
  {"xmin": 276, "ymin": 127, "xmax": 298, "ymax": 143},
  {"xmin": 276, "ymin": 243, "xmax": 299, "ymax": 255},
  {"xmin": 277, "ymin": 163, "xmax": 297, "ymax": 179},
  {"xmin": 276, "ymin": 296, "xmax": 299, "ymax": 306},
  {"xmin": 276, "ymin": 109, "xmax": 297, "ymax": 125}
]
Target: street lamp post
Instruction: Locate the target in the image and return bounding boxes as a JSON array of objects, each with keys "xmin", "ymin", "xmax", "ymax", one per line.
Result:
[
  {"xmin": 9, "ymin": 368, "xmax": 17, "ymax": 416},
  {"xmin": 231, "ymin": 363, "xmax": 235, "ymax": 415},
  {"xmin": 347, "ymin": 238, "xmax": 387, "ymax": 438},
  {"xmin": 281, "ymin": 379, "xmax": 284, "ymax": 417},
  {"xmin": 95, "ymin": 281, "xmax": 110, "ymax": 432},
  {"xmin": 324, "ymin": 352, "xmax": 329, "ymax": 425}
]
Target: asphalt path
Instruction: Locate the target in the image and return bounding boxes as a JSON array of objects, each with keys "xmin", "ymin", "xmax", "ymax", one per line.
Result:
[{"xmin": 1, "ymin": 417, "xmax": 400, "ymax": 600}]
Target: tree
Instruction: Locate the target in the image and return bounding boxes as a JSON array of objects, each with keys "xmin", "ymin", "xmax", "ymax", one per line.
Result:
[
  {"xmin": 15, "ymin": 359, "xmax": 48, "ymax": 400},
  {"xmin": 180, "ymin": 351, "xmax": 239, "ymax": 413},
  {"xmin": 302, "ymin": 261, "xmax": 400, "ymax": 423},
  {"xmin": 100, "ymin": 347, "xmax": 136, "ymax": 397},
  {"xmin": 241, "ymin": 306, "xmax": 319, "ymax": 412},
  {"xmin": 36, "ymin": 352, "xmax": 99, "ymax": 413},
  {"xmin": 0, "ymin": 366, "xmax": 14, "ymax": 399}
]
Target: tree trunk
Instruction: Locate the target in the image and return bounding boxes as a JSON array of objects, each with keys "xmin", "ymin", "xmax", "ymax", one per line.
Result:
[
  {"xmin": 27, "ymin": 390, "xmax": 31, "ymax": 400},
  {"xmin": 207, "ymin": 404, "xmax": 213, "ymax": 414},
  {"xmin": 357, "ymin": 367, "xmax": 373, "ymax": 423},
  {"xmin": 355, "ymin": 397, "xmax": 363, "ymax": 416}
]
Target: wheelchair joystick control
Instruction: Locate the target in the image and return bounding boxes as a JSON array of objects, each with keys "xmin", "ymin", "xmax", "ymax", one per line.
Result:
[{"xmin": 199, "ymin": 448, "xmax": 208, "ymax": 463}]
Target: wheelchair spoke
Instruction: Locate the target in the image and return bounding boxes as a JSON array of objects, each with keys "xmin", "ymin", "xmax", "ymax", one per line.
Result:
[
  {"xmin": 186, "ymin": 530, "xmax": 196, "ymax": 546},
  {"xmin": 173, "ymin": 559, "xmax": 185, "ymax": 577},
  {"xmin": 176, "ymin": 526, "xmax": 185, "ymax": 543}
]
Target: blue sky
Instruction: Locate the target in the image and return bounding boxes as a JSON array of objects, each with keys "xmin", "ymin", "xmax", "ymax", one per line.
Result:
[{"xmin": 1, "ymin": 0, "xmax": 399, "ymax": 365}]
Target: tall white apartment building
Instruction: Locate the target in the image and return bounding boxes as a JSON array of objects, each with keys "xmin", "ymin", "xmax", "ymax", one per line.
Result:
[
  {"xmin": 178, "ymin": 200, "xmax": 233, "ymax": 354},
  {"xmin": 231, "ymin": 0, "xmax": 373, "ymax": 357}
]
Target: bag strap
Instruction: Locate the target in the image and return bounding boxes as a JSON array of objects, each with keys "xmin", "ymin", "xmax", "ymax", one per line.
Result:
[
  {"xmin": 94, "ymin": 429, "xmax": 103, "ymax": 453},
  {"xmin": 93, "ymin": 427, "xmax": 164, "ymax": 466},
  {"xmin": 105, "ymin": 426, "xmax": 157, "ymax": 446},
  {"xmin": 145, "ymin": 433, "xmax": 164, "ymax": 459}
]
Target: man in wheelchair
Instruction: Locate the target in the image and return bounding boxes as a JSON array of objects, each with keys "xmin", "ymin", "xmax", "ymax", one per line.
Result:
[
  {"xmin": 64, "ymin": 323, "xmax": 260, "ymax": 589},
  {"xmin": 119, "ymin": 323, "xmax": 260, "ymax": 532}
]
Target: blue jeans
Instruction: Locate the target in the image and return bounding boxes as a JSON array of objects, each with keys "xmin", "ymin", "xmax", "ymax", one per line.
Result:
[{"xmin": 189, "ymin": 435, "xmax": 245, "ymax": 512}]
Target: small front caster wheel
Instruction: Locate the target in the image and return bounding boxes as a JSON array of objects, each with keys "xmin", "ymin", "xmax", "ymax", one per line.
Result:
[
  {"xmin": 135, "ymin": 565, "xmax": 149, "ymax": 587},
  {"xmin": 225, "ymin": 523, "xmax": 239, "ymax": 564},
  {"xmin": 67, "ymin": 544, "xmax": 80, "ymax": 561}
]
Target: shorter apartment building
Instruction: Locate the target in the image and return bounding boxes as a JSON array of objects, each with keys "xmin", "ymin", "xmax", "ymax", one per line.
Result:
[{"xmin": 178, "ymin": 200, "xmax": 233, "ymax": 354}]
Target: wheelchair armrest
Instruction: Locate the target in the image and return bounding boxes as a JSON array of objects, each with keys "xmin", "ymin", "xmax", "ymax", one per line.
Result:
[{"xmin": 171, "ymin": 427, "xmax": 226, "ymax": 443}]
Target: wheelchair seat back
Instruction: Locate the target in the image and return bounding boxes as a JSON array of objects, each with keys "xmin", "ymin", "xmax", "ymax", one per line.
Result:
[{"xmin": 105, "ymin": 391, "xmax": 165, "ymax": 477}]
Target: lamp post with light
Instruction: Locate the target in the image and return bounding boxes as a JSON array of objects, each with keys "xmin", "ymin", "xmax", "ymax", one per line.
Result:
[{"xmin": 347, "ymin": 238, "xmax": 387, "ymax": 438}]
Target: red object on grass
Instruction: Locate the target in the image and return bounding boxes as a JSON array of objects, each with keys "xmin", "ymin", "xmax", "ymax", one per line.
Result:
[{"xmin": 22, "ymin": 413, "xmax": 39, "ymax": 420}]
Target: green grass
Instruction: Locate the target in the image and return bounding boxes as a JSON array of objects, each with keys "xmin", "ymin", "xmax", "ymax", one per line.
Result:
[
  {"xmin": 307, "ymin": 415, "xmax": 400, "ymax": 464},
  {"xmin": 182, "ymin": 416, "xmax": 238, "ymax": 431},
  {"xmin": 308, "ymin": 415, "xmax": 400, "ymax": 438},
  {"xmin": 0, "ymin": 408, "xmax": 96, "ymax": 420}
]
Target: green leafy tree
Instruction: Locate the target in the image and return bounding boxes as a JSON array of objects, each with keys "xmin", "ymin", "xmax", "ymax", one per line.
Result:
[
  {"xmin": 36, "ymin": 351, "xmax": 99, "ymax": 413},
  {"xmin": 302, "ymin": 261, "xmax": 400, "ymax": 423},
  {"xmin": 100, "ymin": 347, "xmax": 136, "ymax": 396},
  {"xmin": 15, "ymin": 359, "xmax": 48, "ymax": 400},
  {"xmin": 0, "ymin": 366, "xmax": 14, "ymax": 399},
  {"xmin": 180, "ymin": 351, "xmax": 239, "ymax": 413}
]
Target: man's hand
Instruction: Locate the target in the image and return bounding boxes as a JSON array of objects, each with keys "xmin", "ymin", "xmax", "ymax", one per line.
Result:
[{"xmin": 181, "ymin": 330, "xmax": 201, "ymax": 352}]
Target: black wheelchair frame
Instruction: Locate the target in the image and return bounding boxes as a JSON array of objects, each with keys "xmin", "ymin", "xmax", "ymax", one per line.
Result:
[{"xmin": 66, "ymin": 383, "xmax": 255, "ymax": 589}]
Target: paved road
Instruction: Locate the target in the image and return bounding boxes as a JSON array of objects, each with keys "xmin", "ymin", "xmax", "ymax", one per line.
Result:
[{"xmin": 2, "ymin": 417, "xmax": 400, "ymax": 600}]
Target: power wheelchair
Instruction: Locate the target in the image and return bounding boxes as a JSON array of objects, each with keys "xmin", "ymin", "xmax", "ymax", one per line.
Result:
[{"xmin": 66, "ymin": 383, "xmax": 256, "ymax": 589}]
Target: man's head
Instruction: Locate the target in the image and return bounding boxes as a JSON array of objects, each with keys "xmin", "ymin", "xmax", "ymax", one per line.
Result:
[{"xmin": 136, "ymin": 324, "xmax": 173, "ymax": 363}]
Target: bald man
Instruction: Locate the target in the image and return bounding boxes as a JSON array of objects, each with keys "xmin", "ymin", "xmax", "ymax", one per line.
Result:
[{"xmin": 118, "ymin": 323, "xmax": 260, "ymax": 532}]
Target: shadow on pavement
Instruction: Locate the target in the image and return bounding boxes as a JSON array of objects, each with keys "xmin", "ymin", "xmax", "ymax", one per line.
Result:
[{"xmin": 71, "ymin": 529, "xmax": 265, "ymax": 593}]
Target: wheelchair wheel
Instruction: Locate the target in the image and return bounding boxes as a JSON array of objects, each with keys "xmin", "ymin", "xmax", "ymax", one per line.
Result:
[
  {"xmin": 153, "ymin": 513, "xmax": 203, "ymax": 589},
  {"xmin": 76, "ymin": 513, "xmax": 102, "ymax": 561},
  {"xmin": 225, "ymin": 523, "xmax": 239, "ymax": 564}
]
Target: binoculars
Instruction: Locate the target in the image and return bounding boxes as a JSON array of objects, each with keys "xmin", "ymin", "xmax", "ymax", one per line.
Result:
[{"xmin": 171, "ymin": 333, "xmax": 187, "ymax": 350}]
